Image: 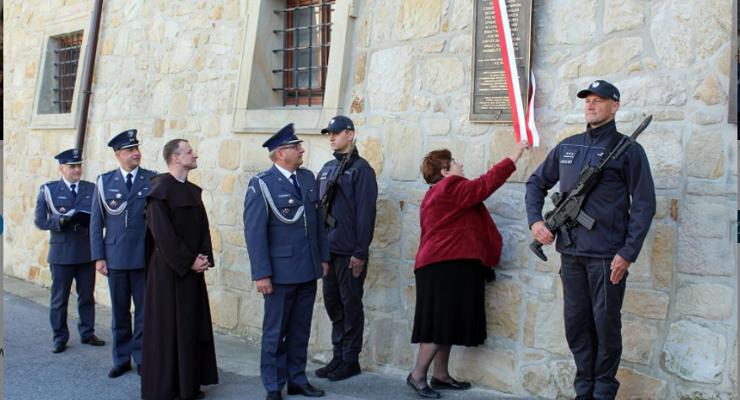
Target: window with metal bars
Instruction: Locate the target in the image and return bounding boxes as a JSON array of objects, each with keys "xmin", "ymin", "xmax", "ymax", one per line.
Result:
[
  {"xmin": 53, "ymin": 32, "xmax": 83, "ymax": 114},
  {"xmin": 273, "ymin": 0, "xmax": 334, "ymax": 107}
]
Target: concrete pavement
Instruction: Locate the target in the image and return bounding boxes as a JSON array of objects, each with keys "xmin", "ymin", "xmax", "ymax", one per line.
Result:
[{"xmin": 3, "ymin": 275, "xmax": 517, "ymax": 399}]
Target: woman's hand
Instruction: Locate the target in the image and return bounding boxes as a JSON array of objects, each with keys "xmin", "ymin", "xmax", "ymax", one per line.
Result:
[{"xmin": 509, "ymin": 139, "xmax": 531, "ymax": 163}]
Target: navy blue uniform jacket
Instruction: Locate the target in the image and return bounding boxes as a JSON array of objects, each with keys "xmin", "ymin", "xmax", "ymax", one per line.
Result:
[
  {"xmin": 317, "ymin": 150, "xmax": 378, "ymax": 261},
  {"xmin": 90, "ymin": 168, "xmax": 157, "ymax": 269},
  {"xmin": 34, "ymin": 179, "xmax": 95, "ymax": 264},
  {"xmin": 525, "ymin": 120, "xmax": 656, "ymax": 262},
  {"xmin": 243, "ymin": 166, "xmax": 329, "ymax": 284}
]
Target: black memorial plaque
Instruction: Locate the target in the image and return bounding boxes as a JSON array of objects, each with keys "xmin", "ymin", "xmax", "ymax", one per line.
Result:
[{"xmin": 470, "ymin": 0, "xmax": 533, "ymax": 123}]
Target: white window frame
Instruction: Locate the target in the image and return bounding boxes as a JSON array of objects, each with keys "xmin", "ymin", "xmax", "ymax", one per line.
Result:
[
  {"xmin": 232, "ymin": 0, "xmax": 356, "ymax": 134},
  {"xmin": 30, "ymin": 17, "xmax": 90, "ymax": 130}
]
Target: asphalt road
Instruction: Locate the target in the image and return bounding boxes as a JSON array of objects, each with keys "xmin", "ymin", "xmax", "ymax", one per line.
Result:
[{"xmin": 3, "ymin": 277, "xmax": 515, "ymax": 400}]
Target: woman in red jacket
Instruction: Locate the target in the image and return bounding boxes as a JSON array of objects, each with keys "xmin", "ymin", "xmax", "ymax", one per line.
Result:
[{"xmin": 407, "ymin": 141, "xmax": 529, "ymax": 398}]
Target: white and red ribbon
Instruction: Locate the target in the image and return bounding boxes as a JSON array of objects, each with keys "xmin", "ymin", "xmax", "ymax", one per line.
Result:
[{"xmin": 492, "ymin": 0, "xmax": 540, "ymax": 147}]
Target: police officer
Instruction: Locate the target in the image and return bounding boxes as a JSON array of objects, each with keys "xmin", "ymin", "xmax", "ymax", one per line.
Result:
[
  {"xmin": 525, "ymin": 80, "xmax": 656, "ymax": 399},
  {"xmin": 90, "ymin": 129, "xmax": 157, "ymax": 378},
  {"xmin": 34, "ymin": 148, "xmax": 106, "ymax": 354},
  {"xmin": 243, "ymin": 123, "xmax": 329, "ymax": 400},
  {"xmin": 314, "ymin": 116, "xmax": 377, "ymax": 381}
]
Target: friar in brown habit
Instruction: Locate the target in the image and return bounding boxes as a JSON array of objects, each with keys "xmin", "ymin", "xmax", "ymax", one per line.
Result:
[{"xmin": 141, "ymin": 139, "xmax": 218, "ymax": 400}]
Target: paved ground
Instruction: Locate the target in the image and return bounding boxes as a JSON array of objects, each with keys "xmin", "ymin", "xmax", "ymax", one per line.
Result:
[{"xmin": 3, "ymin": 276, "xmax": 518, "ymax": 400}]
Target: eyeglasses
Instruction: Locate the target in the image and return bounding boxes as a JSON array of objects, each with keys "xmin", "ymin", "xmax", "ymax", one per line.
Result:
[{"xmin": 280, "ymin": 143, "xmax": 303, "ymax": 151}]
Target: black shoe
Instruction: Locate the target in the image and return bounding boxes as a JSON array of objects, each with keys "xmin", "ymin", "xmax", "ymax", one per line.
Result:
[
  {"xmin": 137, "ymin": 364, "xmax": 142, "ymax": 376},
  {"xmin": 430, "ymin": 376, "xmax": 471, "ymax": 390},
  {"xmin": 52, "ymin": 342, "xmax": 66, "ymax": 354},
  {"xmin": 108, "ymin": 363, "xmax": 132, "ymax": 378},
  {"xmin": 287, "ymin": 383, "xmax": 325, "ymax": 397},
  {"xmin": 327, "ymin": 361, "xmax": 361, "ymax": 381},
  {"xmin": 406, "ymin": 373, "xmax": 441, "ymax": 399},
  {"xmin": 315, "ymin": 357, "xmax": 343, "ymax": 378},
  {"xmin": 81, "ymin": 335, "xmax": 105, "ymax": 346},
  {"xmin": 265, "ymin": 391, "xmax": 283, "ymax": 400}
]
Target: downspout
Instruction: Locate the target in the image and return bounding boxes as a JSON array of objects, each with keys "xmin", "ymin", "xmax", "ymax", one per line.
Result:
[{"xmin": 75, "ymin": 0, "xmax": 104, "ymax": 151}]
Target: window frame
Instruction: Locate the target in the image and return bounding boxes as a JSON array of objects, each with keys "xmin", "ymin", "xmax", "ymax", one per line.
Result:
[
  {"xmin": 31, "ymin": 18, "xmax": 89, "ymax": 130},
  {"xmin": 232, "ymin": 0, "xmax": 355, "ymax": 134},
  {"xmin": 280, "ymin": 0, "xmax": 334, "ymax": 107}
]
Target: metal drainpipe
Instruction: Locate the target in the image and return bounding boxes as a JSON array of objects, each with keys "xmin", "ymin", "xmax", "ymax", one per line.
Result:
[{"xmin": 74, "ymin": 0, "xmax": 104, "ymax": 152}]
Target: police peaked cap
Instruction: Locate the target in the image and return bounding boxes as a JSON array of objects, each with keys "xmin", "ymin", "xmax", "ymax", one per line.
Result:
[
  {"xmin": 108, "ymin": 129, "xmax": 140, "ymax": 150},
  {"xmin": 263, "ymin": 123, "xmax": 303, "ymax": 152},
  {"xmin": 54, "ymin": 148, "xmax": 83, "ymax": 165}
]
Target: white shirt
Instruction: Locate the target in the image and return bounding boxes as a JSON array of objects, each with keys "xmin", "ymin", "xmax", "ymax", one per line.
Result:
[
  {"xmin": 120, "ymin": 166, "xmax": 139, "ymax": 182},
  {"xmin": 273, "ymin": 164, "xmax": 299, "ymax": 186},
  {"xmin": 62, "ymin": 177, "xmax": 79, "ymax": 194}
]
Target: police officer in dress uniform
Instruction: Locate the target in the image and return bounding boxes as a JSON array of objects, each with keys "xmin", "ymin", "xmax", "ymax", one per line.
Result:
[
  {"xmin": 34, "ymin": 148, "xmax": 106, "ymax": 354},
  {"xmin": 90, "ymin": 129, "xmax": 157, "ymax": 378},
  {"xmin": 243, "ymin": 123, "xmax": 330, "ymax": 400}
]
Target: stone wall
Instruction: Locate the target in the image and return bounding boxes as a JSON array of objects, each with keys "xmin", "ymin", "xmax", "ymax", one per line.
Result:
[{"xmin": 3, "ymin": 0, "xmax": 737, "ymax": 398}]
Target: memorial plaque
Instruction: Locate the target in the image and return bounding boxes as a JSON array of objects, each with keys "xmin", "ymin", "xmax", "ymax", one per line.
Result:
[{"xmin": 470, "ymin": 0, "xmax": 533, "ymax": 122}]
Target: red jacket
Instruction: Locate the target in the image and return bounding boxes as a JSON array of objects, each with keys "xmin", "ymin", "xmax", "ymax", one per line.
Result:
[{"xmin": 414, "ymin": 158, "xmax": 517, "ymax": 270}]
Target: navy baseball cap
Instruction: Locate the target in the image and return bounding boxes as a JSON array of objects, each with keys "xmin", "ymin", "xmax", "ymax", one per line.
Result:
[
  {"xmin": 577, "ymin": 80, "xmax": 620, "ymax": 102},
  {"xmin": 108, "ymin": 129, "xmax": 140, "ymax": 150},
  {"xmin": 321, "ymin": 115, "xmax": 355, "ymax": 134},
  {"xmin": 54, "ymin": 148, "xmax": 83, "ymax": 165},
  {"xmin": 263, "ymin": 123, "xmax": 303, "ymax": 152}
]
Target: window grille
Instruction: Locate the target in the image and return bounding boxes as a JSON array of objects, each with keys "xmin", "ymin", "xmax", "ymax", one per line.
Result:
[
  {"xmin": 273, "ymin": 0, "xmax": 334, "ymax": 107},
  {"xmin": 53, "ymin": 32, "xmax": 83, "ymax": 114}
]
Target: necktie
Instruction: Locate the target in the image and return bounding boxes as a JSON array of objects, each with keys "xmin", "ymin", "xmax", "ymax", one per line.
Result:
[
  {"xmin": 126, "ymin": 173, "xmax": 133, "ymax": 191},
  {"xmin": 70, "ymin": 183, "xmax": 77, "ymax": 199},
  {"xmin": 290, "ymin": 174, "xmax": 302, "ymax": 200}
]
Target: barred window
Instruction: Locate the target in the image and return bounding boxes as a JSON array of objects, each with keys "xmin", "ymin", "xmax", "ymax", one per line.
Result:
[
  {"xmin": 36, "ymin": 30, "xmax": 83, "ymax": 115},
  {"xmin": 53, "ymin": 33, "xmax": 83, "ymax": 113},
  {"xmin": 274, "ymin": 0, "xmax": 334, "ymax": 107}
]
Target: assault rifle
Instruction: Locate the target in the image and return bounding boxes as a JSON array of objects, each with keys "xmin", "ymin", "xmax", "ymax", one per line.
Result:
[
  {"xmin": 320, "ymin": 141, "xmax": 355, "ymax": 229},
  {"xmin": 529, "ymin": 115, "xmax": 653, "ymax": 262}
]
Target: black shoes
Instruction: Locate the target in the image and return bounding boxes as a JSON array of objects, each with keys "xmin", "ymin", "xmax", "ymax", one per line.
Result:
[
  {"xmin": 315, "ymin": 357, "xmax": 343, "ymax": 378},
  {"xmin": 52, "ymin": 342, "xmax": 66, "ymax": 354},
  {"xmin": 137, "ymin": 364, "xmax": 143, "ymax": 376},
  {"xmin": 108, "ymin": 363, "xmax": 132, "ymax": 378},
  {"xmin": 327, "ymin": 361, "xmax": 361, "ymax": 381},
  {"xmin": 81, "ymin": 335, "xmax": 106, "ymax": 346},
  {"xmin": 430, "ymin": 376, "xmax": 472, "ymax": 390},
  {"xmin": 287, "ymin": 383, "xmax": 325, "ymax": 397},
  {"xmin": 265, "ymin": 391, "xmax": 283, "ymax": 400},
  {"xmin": 406, "ymin": 373, "xmax": 441, "ymax": 399}
]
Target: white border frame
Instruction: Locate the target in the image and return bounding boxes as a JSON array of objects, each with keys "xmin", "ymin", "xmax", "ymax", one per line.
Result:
[{"xmin": 232, "ymin": 0, "xmax": 356, "ymax": 134}]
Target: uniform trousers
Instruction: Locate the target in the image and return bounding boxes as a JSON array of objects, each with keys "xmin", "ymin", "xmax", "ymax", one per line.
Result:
[
  {"xmin": 260, "ymin": 280, "xmax": 317, "ymax": 392},
  {"xmin": 107, "ymin": 268, "xmax": 146, "ymax": 367},
  {"xmin": 50, "ymin": 263, "xmax": 96, "ymax": 345},
  {"xmin": 322, "ymin": 253, "xmax": 367, "ymax": 362},
  {"xmin": 560, "ymin": 254, "xmax": 627, "ymax": 400}
]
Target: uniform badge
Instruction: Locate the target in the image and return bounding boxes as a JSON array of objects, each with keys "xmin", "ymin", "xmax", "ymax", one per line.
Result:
[
  {"xmin": 110, "ymin": 200, "xmax": 118, "ymax": 207},
  {"xmin": 59, "ymin": 207, "xmax": 66, "ymax": 213},
  {"xmin": 115, "ymin": 193, "xmax": 122, "ymax": 199},
  {"xmin": 283, "ymin": 208, "xmax": 290, "ymax": 215}
]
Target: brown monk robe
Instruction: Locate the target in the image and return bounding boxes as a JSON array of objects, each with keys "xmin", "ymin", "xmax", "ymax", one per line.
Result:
[{"xmin": 141, "ymin": 173, "xmax": 218, "ymax": 400}]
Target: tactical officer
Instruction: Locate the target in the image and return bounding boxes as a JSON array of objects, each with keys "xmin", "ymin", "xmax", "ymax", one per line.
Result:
[
  {"xmin": 243, "ymin": 123, "xmax": 330, "ymax": 400},
  {"xmin": 90, "ymin": 129, "xmax": 157, "ymax": 378},
  {"xmin": 34, "ymin": 148, "xmax": 106, "ymax": 354},
  {"xmin": 314, "ymin": 116, "xmax": 377, "ymax": 381},
  {"xmin": 525, "ymin": 80, "xmax": 656, "ymax": 399}
]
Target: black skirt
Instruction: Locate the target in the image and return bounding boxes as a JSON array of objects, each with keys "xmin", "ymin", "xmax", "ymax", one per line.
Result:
[{"xmin": 411, "ymin": 259, "xmax": 488, "ymax": 346}]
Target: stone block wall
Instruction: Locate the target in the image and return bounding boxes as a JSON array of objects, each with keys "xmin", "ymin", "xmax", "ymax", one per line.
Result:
[{"xmin": 3, "ymin": 0, "xmax": 736, "ymax": 398}]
